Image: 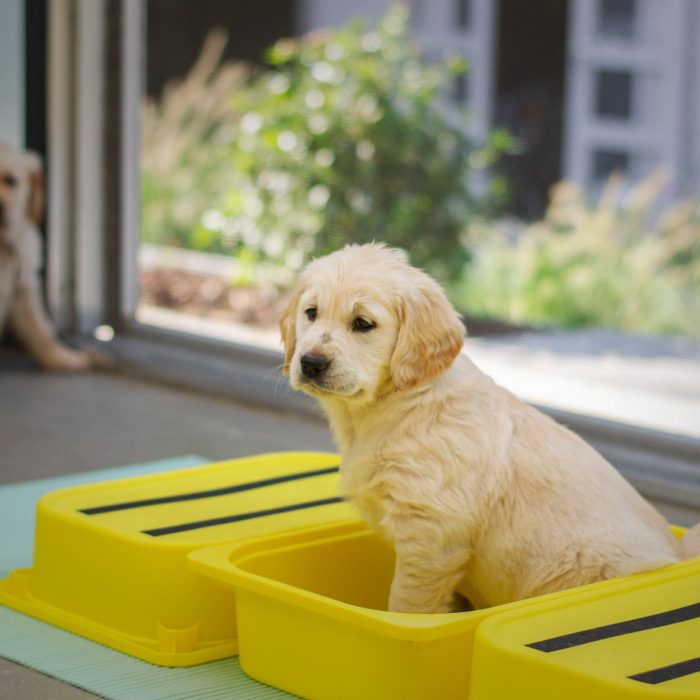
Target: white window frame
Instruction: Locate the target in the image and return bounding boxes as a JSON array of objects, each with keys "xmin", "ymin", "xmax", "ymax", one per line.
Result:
[
  {"xmin": 47, "ymin": 0, "xmax": 107, "ymax": 333},
  {"xmin": 119, "ymin": 0, "xmax": 143, "ymax": 322}
]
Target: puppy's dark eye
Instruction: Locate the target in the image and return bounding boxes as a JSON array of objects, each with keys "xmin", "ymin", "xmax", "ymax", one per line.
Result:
[
  {"xmin": 305, "ymin": 307, "xmax": 317, "ymax": 321},
  {"xmin": 2, "ymin": 174, "xmax": 17, "ymax": 188},
  {"xmin": 352, "ymin": 317, "xmax": 376, "ymax": 333}
]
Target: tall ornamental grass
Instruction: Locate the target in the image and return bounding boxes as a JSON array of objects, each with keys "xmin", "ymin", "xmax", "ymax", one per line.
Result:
[{"xmin": 457, "ymin": 172, "xmax": 700, "ymax": 337}]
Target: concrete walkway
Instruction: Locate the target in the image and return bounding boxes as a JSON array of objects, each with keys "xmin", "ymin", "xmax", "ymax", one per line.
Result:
[
  {"xmin": 137, "ymin": 305, "xmax": 700, "ymax": 439},
  {"xmin": 464, "ymin": 328, "xmax": 700, "ymax": 439}
]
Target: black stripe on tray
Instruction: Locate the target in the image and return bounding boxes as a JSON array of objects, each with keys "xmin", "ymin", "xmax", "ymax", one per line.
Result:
[
  {"xmin": 142, "ymin": 496, "xmax": 345, "ymax": 537},
  {"xmin": 79, "ymin": 465, "xmax": 340, "ymax": 515},
  {"xmin": 527, "ymin": 602, "xmax": 700, "ymax": 652},
  {"xmin": 629, "ymin": 656, "xmax": 700, "ymax": 685}
]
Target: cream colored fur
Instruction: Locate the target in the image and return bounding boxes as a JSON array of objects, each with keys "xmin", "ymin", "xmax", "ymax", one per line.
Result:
[
  {"xmin": 280, "ymin": 243, "xmax": 700, "ymax": 613},
  {"xmin": 0, "ymin": 143, "xmax": 97, "ymax": 370}
]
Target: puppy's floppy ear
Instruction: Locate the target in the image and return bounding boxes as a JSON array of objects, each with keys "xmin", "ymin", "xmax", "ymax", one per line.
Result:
[
  {"xmin": 279, "ymin": 284, "xmax": 304, "ymax": 375},
  {"xmin": 24, "ymin": 151, "xmax": 44, "ymax": 224},
  {"xmin": 390, "ymin": 279, "xmax": 465, "ymax": 391}
]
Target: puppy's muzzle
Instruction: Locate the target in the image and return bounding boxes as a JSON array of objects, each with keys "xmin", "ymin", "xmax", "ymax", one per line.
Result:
[{"xmin": 300, "ymin": 353, "xmax": 331, "ymax": 380}]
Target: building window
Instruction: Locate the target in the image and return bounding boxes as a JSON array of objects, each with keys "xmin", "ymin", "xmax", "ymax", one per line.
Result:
[
  {"xmin": 455, "ymin": 0, "xmax": 470, "ymax": 31},
  {"xmin": 409, "ymin": 0, "xmax": 425, "ymax": 30},
  {"xmin": 595, "ymin": 69, "xmax": 633, "ymax": 119},
  {"xmin": 452, "ymin": 71, "xmax": 470, "ymax": 104},
  {"xmin": 597, "ymin": 0, "xmax": 636, "ymax": 40},
  {"xmin": 592, "ymin": 149, "xmax": 630, "ymax": 181}
]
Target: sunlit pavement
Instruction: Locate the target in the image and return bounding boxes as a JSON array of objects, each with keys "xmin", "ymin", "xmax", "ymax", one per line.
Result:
[{"xmin": 465, "ymin": 329, "xmax": 700, "ymax": 439}]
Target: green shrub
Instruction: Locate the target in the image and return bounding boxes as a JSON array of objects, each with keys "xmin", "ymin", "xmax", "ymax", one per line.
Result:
[
  {"xmin": 455, "ymin": 172, "xmax": 700, "ymax": 337},
  {"xmin": 142, "ymin": 7, "xmax": 511, "ymax": 284}
]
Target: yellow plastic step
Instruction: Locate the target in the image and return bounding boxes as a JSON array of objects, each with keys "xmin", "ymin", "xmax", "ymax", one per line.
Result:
[
  {"xmin": 470, "ymin": 556, "xmax": 700, "ymax": 699},
  {"xmin": 1, "ymin": 450, "xmax": 697, "ymax": 700},
  {"xmin": 0, "ymin": 452, "xmax": 356, "ymax": 666}
]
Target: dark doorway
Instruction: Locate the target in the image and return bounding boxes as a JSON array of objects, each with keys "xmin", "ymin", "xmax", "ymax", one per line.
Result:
[
  {"xmin": 494, "ymin": 0, "xmax": 569, "ymax": 220},
  {"xmin": 25, "ymin": 0, "xmax": 47, "ymax": 161},
  {"xmin": 146, "ymin": 0, "xmax": 296, "ymax": 99}
]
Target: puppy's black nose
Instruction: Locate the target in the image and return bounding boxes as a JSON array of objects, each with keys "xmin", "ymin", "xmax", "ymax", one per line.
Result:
[{"xmin": 301, "ymin": 353, "xmax": 331, "ymax": 379}]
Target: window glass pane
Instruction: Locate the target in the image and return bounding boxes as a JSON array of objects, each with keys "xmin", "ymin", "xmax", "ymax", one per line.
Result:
[
  {"xmin": 138, "ymin": 2, "xmax": 503, "ymax": 348},
  {"xmin": 136, "ymin": 0, "xmax": 700, "ymax": 365},
  {"xmin": 409, "ymin": 0, "xmax": 425, "ymax": 30},
  {"xmin": 595, "ymin": 69, "xmax": 633, "ymax": 119},
  {"xmin": 591, "ymin": 148, "xmax": 630, "ymax": 181},
  {"xmin": 452, "ymin": 70, "xmax": 470, "ymax": 104},
  {"xmin": 597, "ymin": 0, "xmax": 636, "ymax": 40},
  {"xmin": 140, "ymin": 0, "xmax": 297, "ymax": 347},
  {"xmin": 456, "ymin": 0, "xmax": 471, "ymax": 30}
]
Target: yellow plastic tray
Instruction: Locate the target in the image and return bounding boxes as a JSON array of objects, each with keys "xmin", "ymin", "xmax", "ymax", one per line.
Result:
[
  {"xmin": 470, "ymin": 557, "xmax": 700, "ymax": 699},
  {"xmin": 189, "ymin": 522, "xmax": 699, "ymax": 700},
  {"xmin": 189, "ymin": 522, "xmax": 487, "ymax": 699},
  {"xmin": 0, "ymin": 451, "xmax": 356, "ymax": 666}
]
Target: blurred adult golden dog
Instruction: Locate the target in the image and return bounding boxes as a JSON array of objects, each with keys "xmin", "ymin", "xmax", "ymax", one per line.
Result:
[
  {"xmin": 281, "ymin": 243, "xmax": 700, "ymax": 613},
  {"xmin": 0, "ymin": 143, "xmax": 97, "ymax": 370}
]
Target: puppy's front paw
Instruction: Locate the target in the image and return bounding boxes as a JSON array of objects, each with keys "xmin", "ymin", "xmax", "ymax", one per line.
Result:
[
  {"xmin": 41, "ymin": 345, "xmax": 111, "ymax": 371},
  {"xmin": 84, "ymin": 348, "xmax": 114, "ymax": 370}
]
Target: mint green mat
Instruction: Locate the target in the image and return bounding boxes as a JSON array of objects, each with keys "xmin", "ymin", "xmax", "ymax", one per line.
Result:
[{"xmin": 0, "ymin": 456, "xmax": 294, "ymax": 699}]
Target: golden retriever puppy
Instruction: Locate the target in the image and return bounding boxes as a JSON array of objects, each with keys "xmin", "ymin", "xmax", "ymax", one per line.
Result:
[
  {"xmin": 280, "ymin": 243, "xmax": 699, "ymax": 613},
  {"xmin": 0, "ymin": 143, "xmax": 96, "ymax": 370}
]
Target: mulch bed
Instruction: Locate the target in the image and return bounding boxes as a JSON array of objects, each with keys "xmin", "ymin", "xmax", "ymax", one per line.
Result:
[
  {"xmin": 139, "ymin": 266, "xmax": 527, "ymax": 337},
  {"xmin": 139, "ymin": 267, "xmax": 291, "ymax": 329}
]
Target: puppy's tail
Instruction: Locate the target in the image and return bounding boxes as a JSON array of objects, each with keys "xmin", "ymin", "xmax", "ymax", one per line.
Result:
[{"xmin": 680, "ymin": 522, "xmax": 700, "ymax": 560}]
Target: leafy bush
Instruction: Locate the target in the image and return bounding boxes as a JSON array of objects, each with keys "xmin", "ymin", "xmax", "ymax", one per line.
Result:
[
  {"xmin": 455, "ymin": 172, "xmax": 700, "ymax": 337},
  {"xmin": 142, "ymin": 7, "xmax": 510, "ymax": 284},
  {"xmin": 141, "ymin": 9, "xmax": 699, "ymax": 339}
]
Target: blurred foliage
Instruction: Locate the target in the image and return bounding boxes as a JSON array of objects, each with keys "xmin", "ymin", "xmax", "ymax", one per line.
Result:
[
  {"xmin": 141, "ymin": 29, "xmax": 247, "ymax": 252},
  {"xmin": 142, "ymin": 6, "xmax": 511, "ymax": 283},
  {"xmin": 141, "ymin": 7, "xmax": 699, "ymax": 339},
  {"xmin": 455, "ymin": 172, "xmax": 700, "ymax": 337}
]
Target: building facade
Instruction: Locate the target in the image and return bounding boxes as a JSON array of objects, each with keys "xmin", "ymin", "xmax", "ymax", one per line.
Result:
[{"xmin": 298, "ymin": 0, "xmax": 700, "ymax": 214}]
